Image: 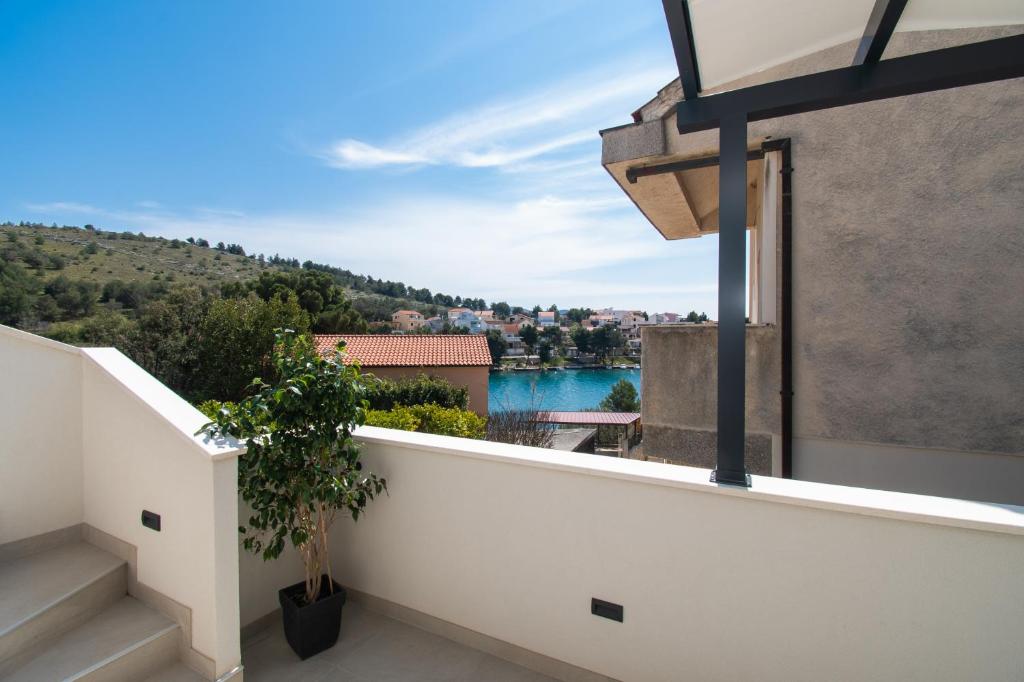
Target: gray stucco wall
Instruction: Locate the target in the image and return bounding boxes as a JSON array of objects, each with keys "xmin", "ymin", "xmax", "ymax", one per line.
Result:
[
  {"xmin": 615, "ymin": 26, "xmax": 1024, "ymax": 501},
  {"xmin": 641, "ymin": 325, "xmax": 780, "ymax": 475},
  {"xmin": 763, "ymin": 28, "xmax": 1024, "ymax": 457}
]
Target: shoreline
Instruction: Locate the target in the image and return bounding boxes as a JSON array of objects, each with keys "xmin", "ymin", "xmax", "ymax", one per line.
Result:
[{"xmin": 491, "ymin": 364, "xmax": 640, "ymax": 374}]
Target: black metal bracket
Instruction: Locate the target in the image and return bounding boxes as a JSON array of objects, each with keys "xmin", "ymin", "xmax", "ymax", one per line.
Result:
[
  {"xmin": 852, "ymin": 0, "xmax": 909, "ymax": 66},
  {"xmin": 662, "ymin": 0, "xmax": 701, "ymax": 100},
  {"xmin": 711, "ymin": 470, "xmax": 752, "ymax": 487}
]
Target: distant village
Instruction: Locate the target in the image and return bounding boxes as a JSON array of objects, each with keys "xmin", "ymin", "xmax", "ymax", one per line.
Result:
[{"xmin": 388, "ymin": 306, "xmax": 711, "ymax": 368}]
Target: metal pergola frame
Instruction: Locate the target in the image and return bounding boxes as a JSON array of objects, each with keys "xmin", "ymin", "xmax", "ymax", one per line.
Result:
[{"xmin": 660, "ymin": 0, "xmax": 1024, "ymax": 487}]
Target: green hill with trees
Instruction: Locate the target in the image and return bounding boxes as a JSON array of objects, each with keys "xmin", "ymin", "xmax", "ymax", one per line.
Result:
[{"xmin": 0, "ymin": 221, "xmax": 498, "ymax": 401}]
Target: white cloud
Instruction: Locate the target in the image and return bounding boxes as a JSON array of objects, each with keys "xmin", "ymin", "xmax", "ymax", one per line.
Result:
[
  {"xmin": 323, "ymin": 140, "xmax": 430, "ymax": 169},
  {"xmin": 25, "ymin": 201, "xmax": 101, "ymax": 214},
  {"xmin": 318, "ymin": 60, "xmax": 674, "ymax": 170}
]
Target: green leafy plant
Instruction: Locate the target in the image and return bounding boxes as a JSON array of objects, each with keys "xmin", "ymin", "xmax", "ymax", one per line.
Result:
[
  {"xmin": 363, "ymin": 407, "xmax": 422, "ymax": 432},
  {"xmin": 365, "ymin": 403, "xmax": 486, "ymax": 439},
  {"xmin": 200, "ymin": 331, "xmax": 386, "ymax": 605}
]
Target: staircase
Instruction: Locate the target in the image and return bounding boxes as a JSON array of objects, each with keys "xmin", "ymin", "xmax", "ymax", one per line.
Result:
[{"xmin": 0, "ymin": 540, "xmax": 205, "ymax": 681}]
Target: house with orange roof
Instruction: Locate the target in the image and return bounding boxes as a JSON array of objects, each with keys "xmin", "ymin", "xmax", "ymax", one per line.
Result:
[
  {"xmin": 314, "ymin": 334, "xmax": 491, "ymax": 414},
  {"xmin": 391, "ymin": 309, "xmax": 426, "ymax": 332}
]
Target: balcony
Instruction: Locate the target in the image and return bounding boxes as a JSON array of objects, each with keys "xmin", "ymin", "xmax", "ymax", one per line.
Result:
[{"xmin": 2, "ymin": 324, "xmax": 1024, "ymax": 681}]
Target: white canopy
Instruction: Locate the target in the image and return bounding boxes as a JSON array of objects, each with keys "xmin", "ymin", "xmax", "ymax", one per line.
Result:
[{"xmin": 688, "ymin": 0, "xmax": 1024, "ymax": 90}]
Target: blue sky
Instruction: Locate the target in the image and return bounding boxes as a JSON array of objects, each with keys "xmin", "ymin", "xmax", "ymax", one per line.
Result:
[{"xmin": 0, "ymin": 0, "xmax": 720, "ymax": 314}]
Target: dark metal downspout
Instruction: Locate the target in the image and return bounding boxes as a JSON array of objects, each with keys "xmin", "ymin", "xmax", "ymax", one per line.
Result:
[{"xmin": 762, "ymin": 138, "xmax": 794, "ymax": 479}]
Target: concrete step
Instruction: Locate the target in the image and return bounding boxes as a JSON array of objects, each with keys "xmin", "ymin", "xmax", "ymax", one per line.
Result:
[
  {"xmin": 141, "ymin": 663, "xmax": 208, "ymax": 682},
  {"xmin": 0, "ymin": 542, "xmax": 127, "ymax": 675},
  {"xmin": 2, "ymin": 596, "xmax": 180, "ymax": 681}
]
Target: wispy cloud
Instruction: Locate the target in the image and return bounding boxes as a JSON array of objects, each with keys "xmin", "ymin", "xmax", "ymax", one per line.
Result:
[
  {"xmin": 318, "ymin": 60, "xmax": 674, "ymax": 170},
  {"xmin": 25, "ymin": 201, "xmax": 101, "ymax": 214}
]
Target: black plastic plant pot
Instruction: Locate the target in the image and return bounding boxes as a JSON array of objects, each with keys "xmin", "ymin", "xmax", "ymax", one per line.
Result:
[{"xmin": 278, "ymin": 576, "xmax": 347, "ymax": 660}]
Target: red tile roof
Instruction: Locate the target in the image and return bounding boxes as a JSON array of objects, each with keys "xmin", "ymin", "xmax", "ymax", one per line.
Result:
[{"xmin": 314, "ymin": 334, "xmax": 492, "ymax": 367}]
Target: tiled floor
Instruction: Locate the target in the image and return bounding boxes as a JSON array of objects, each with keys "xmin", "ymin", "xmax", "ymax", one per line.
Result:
[{"xmin": 242, "ymin": 601, "xmax": 556, "ymax": 682}]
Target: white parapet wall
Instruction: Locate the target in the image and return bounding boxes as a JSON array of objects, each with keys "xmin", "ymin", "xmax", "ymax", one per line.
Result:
[
  {"xmin": 0, "ymin": 325, "xmax": 245, "ymax": 679},
  {"xmin": 0, "ymin": 327, "xmax": 84, "ymax": 543},
  {"xmin": 310, "ymin": 426, "xmax": 1024, "ymax": 682}
]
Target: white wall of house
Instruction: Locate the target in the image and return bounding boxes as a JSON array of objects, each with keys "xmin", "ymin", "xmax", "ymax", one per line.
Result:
[
  {"xmin": 0, "ymin": 326, "xmax": 245, "ymax": 678},
  {"xmin": 295, "ymin": 427, "xmax": 1022, "ymax": 682}
]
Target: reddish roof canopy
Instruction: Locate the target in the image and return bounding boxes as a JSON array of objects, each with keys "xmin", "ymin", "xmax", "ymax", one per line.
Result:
[
  {"xmin": 314, "ymin": 334, "xmax": 491, "ymax": 367},
  {"xmin": 535, "ymin": 411, "xmax": 640, "ymax": 426}
]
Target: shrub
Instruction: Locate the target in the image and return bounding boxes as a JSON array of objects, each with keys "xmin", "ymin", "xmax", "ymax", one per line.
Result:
[
  {"xmin": 363, "ymin": 374, "xmax": 468, "ymax": 411},
  {"xmin": 365, "ymin": 404, "xmax": 486, "ymax": 439},
  {"xmin": 364, "ymin": 407, "xmax": 421, "ymax": 432}
]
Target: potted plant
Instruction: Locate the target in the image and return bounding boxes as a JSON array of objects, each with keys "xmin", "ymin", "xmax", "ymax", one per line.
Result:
[{"xmin": 201, "ymin": 330, "xmax": 386, "ymax": 659}]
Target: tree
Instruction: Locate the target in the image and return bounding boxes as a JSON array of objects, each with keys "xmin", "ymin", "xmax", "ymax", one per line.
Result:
[
  {"xmin": 570, "ymin": 325, "xmax": 592, "ymax": 354},
  {"xmin": 600, "ymin": 379, "xmax": 640, "ymax": 412},
  {"xmin": 686, "ymin": 310, "xmax": 709, "ymax": 323},
  {"xmin": 201, "ymin": 331, "xmax": 386, "ymax": 605},
  {"xmin": 519, "ymin": 324, "xmax": 539, "ymax": 353},
  {"xmin": 226, "ymin": 270, "xmax": 366, "ymax": 333},
  {"xmin": 44, "ymin": 276, "xmax": 98, "ymax": 319},
  {"xmin": 566, "ymin": 307, "xmax": 593, "ymax": 324},
  {"xmin": 491, "ymin": 301, "xmax": 511, "ymax": 319},
  {"xmin": 547, "ymin": 304, "xmax": 560, "ymax": 322},
  {"xmin": 485, "ymin": 329, "xmax": 508, "ymax": 365},
  {"xmin": 194, "ymin": 293, "xmax": 310, "ymax": 401},
  {"xmin": 538, "ymin": 341, "xmax": 552, "ymax": 364},
  {"xmin": 0, "ymin": 260, "xmax": 37, "ymax": 325},
  {"xmin": 541, "ymin": 325, "xmax": 563, "ymax": 348},
  {"xmin": 591, "ymin": 325, "xmax": 624, "ymax": 360},
  {"xmin": 130, "ymin": 296, "xmax": 203, "ymax": 393},
  {"xmin": 531, "ymin": 305, "xmax": 542, "ymax": 316}
]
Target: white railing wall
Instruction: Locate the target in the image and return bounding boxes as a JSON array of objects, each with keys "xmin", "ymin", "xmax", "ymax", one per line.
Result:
[
  {"xmin": 315, "ymin": 426, "xmax": 1024, "ymax": 682},
  {"xmin": 0, "ymin": 325, "xmax": 244, "ymax": 679},
  {"xmin": 0, "ymin": 327, "xmax": 83, "ymax": 543}
]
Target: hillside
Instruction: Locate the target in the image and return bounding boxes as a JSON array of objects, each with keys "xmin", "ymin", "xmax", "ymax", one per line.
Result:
[{"xmin": 0, "ymin": 222, "xmax": 456, "ymax": 327}]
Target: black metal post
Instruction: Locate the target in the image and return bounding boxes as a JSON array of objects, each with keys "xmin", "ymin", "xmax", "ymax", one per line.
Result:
[{"xmin": 712, "ymin": 113, "xmax": 750, "ymax": 487}]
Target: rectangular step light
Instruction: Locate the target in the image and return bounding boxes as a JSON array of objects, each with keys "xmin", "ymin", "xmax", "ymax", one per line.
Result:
[
  {"xmin": 591, "ymin": 598, "xmax": 623, "ymax": 622},
  {"xmin": 141, "ymin": 510, "xmax": 161, "ymax": 532}
]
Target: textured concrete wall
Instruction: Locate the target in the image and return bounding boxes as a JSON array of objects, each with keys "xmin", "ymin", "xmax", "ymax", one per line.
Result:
[{"xmin": 641, "ymin": 325, "xmax": 780, "ymax": 474}]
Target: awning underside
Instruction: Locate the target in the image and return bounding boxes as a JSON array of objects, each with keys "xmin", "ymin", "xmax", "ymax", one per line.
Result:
[
  {"xmin": 687, "ymin": 0, "xmax": 1024, "ymax": 92},
  {"xmin": 606, "ymin": 154, "xmax": 763, "ymax": 240}
]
